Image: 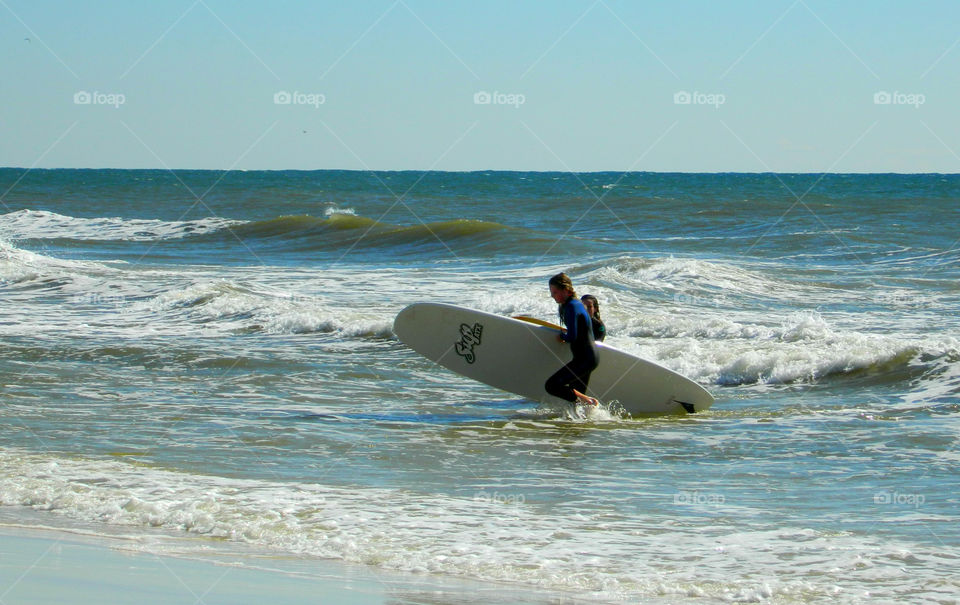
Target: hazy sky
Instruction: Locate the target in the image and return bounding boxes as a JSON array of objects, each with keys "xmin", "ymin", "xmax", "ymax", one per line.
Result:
[{"xmin": 2, "ymin": 1, "xmax": 958, "ymax": 172}]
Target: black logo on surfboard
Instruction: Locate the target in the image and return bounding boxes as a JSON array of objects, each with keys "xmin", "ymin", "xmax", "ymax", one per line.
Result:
[{"xmin": 455, "ymin": 322, "xmax": 483, "ymax": 364}]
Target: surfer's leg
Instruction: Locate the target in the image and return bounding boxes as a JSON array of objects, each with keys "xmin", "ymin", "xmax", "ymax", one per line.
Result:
[
  {"xmin": 545, "ymin": 364, "xmax": 579, "ymax": 402},
  {"xmin": 546, "ymin": 358, "xmax": 599, "ymax": 404},
  {"xmin": 568, "ymin": 358, "xmax": 599, "ymax": 405}
]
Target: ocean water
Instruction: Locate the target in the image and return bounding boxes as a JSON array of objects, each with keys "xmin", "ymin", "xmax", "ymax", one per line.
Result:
[{"xmin": 1, "ymin": 169, "xmax": 958, "ymax": 603}]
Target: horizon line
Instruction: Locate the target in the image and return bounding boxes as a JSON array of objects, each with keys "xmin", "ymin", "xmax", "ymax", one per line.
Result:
[{"xmin": 1, "ymin": 166, "xmax": 957, "ymax": 176}]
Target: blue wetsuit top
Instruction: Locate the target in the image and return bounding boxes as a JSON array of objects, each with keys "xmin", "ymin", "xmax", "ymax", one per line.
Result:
[{"xmin": 559, "ymin": 297, "xmax": 598, "ymax": 362}]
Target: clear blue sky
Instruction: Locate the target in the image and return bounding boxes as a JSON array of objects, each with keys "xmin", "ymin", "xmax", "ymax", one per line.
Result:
[{"xmin": 2, "ymin": 0, "xmax": 958, "ymax": 172}]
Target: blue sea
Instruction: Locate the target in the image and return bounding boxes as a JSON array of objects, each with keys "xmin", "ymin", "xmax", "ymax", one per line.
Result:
[{"xmin": 1, "ymin": 169, "xmax": 958, "ymax": 603}]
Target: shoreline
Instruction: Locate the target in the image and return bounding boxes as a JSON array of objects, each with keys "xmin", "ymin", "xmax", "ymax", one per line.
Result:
[{"xmin": 0, "ymin": 521, "xmax": 574, "ymax": 605}]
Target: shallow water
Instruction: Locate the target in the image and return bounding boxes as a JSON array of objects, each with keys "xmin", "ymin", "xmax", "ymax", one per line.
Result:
[{"xmin": 1, "ymin": 169, "xmax": 958, "ymax": 602}]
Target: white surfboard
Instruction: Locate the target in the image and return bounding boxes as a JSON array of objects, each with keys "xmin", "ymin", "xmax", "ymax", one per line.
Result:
[{"xmin": 393, "ymin": 303, "xmax": 714, "ymax": 416}]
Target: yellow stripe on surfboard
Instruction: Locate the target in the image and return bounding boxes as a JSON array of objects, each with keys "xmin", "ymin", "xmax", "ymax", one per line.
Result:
[{"xmin": 513, "ymin": 315, "xmax": 564, "ymax": 331}]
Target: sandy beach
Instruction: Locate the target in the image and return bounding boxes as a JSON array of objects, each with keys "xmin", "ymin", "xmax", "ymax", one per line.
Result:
[
  {"xmin": 0, "ymin": 525, "xmax": 391, "ymax": 604},
  {"xmin": 0, "ymin": 523, "xmax": 562, "ymax": 605}
]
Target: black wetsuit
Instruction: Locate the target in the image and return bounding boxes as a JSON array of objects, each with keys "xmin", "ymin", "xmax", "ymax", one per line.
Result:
[
  {"xmin": 545, "ymin": 296, "xmax": 599, "ymax": 402},
  {"xmin": 590, "ymin": 316, "xmax": 606, "ymax": 342}
]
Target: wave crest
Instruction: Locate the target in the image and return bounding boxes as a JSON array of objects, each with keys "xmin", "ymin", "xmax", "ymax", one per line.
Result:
[
  {"xmin": 136, "ymin": 280, "xmax": 393, "ymax": 337},
  {"xmin": 1, "ymin": 209, "xmax": 529, "ymax": 256}
]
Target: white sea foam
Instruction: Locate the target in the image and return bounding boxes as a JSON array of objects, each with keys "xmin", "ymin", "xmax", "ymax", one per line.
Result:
[
  {"xmin": 135, "ymin": 280, "xmax": 394, "ymax": 337},
  {"xmin": 2, "ymin": 448, "xmax": 951, "ymax": 601},
  {"xmin": 585, "ymin": 255, "xmax": 857, "ymax": 308},
  {"xmin": 611, "ymin": 310, "xmax": 957, "ymax": 386},
  {"xmin": 472, "ymin": 270, "xmax": 955, "ymax": 388},
  {"xmin": 3, "ymin": 237, "xmax": 953, "ymax": 390},
  {"xmin": 0, "ymin": 241, "xmax": 395, "ymax": 338},
  {"xmin": 0, "ymin": 209, "xmax": 240, "ymax": 241},
  {"xmin": 0, "ymin": 237, "xmax": 122, "ymax": 290},
  {"xmin": 323, "ymin": 206, "xmax": 356, "ymax": 217}
]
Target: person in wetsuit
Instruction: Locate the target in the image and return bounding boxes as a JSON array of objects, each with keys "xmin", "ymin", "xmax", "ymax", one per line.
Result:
[
  {"xmin": 545, "ymin": 273, "xmax": 600, "ymax": 406},
  {"xmin": 580, "ymin": 294, "xmax": 606, "ymax": 342}
]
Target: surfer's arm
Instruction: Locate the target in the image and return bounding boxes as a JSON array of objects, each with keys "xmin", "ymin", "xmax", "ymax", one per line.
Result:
[{"xmin": 560, "ymin": 304, "xmax": 577, "ymax": 343}]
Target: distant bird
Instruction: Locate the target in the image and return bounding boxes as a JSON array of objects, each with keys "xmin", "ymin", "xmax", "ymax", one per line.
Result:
[{"xmin": 24, "ymin": 37, "xmax": 31, "ymax": 43}]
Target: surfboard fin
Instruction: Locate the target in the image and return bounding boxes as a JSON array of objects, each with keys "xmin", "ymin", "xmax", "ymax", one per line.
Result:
[{"xmin": 677, "ymin": 401, "xmax": 697, "ymax": 414}]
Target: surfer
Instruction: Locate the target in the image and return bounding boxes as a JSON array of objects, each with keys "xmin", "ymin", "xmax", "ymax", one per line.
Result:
[
  {"xmin": 545, "ymin": 273, "xmax": 600, "ymax": 406},
  {"xmin": 580, "ymin": 294, "xmax": 606, "ymax": 342}
]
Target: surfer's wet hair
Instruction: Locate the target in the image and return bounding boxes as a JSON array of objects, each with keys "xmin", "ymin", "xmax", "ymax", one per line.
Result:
[{"xmin": 548, "ymin": 272, "xmax": 576, "ymax": 298}]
